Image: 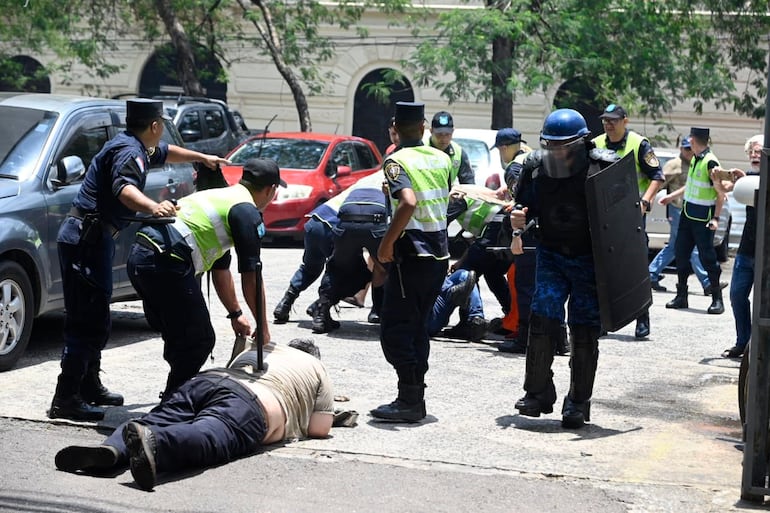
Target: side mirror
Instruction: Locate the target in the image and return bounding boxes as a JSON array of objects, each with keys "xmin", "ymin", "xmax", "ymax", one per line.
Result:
[
  {"xmin": 51, "ymin": 155, "xmax": 86, "ymax": 188},
  {"xmin": 181, "ymin": 129, "xmax": 202, "ymax": 143},
  {"xmin": 336, "ymin": 165, "xmax": 352, "ymax": 177}
]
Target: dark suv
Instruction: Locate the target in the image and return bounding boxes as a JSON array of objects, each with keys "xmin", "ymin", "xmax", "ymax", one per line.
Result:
[
  {"xmin": 155, "ymin": 96, "xmax": 247, "ymax": 157},
  {"xmin": 0, "ymin": 93, "xmax": 196, "ymax": 371}
]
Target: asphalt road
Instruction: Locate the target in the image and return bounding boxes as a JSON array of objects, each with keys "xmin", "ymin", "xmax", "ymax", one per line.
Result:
[{"xmin": 0, "ymin": 246, "xmax": 756, "ymax": 512}]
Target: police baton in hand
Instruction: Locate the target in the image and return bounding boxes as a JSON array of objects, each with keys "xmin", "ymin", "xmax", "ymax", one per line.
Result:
[{"xmin": 254, "ymin": 261, "xmax": 264, "ymax": 370}]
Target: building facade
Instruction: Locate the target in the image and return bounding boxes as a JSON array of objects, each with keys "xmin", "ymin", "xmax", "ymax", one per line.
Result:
[{"xmin": 2, "ymin": 7, "xmax": 763, "ymax": 169}]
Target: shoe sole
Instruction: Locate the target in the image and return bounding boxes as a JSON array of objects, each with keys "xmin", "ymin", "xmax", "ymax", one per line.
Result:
[
  {"xmin": 123, "ymin": 422, "xmax": 157, "ymax": 491},
  {"xmin": 561, "ymin": 415, "xmax": 586, "ymax": 429},
  {"xmin": 55, "ymin": 445, "xmax": 119, "ymax": 473},
  {"xmin": 48, "ymin": 404, "xmax": 105, "ymax": 422},
  {"xmin": 515, "ymin": 404, "xmax": 554, "ymax": 417},
  {"xmin": 81, "ymin": 395, "xmax": 124, "ymax": 407}
]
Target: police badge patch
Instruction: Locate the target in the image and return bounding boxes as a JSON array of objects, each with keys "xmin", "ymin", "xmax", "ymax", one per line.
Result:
[
  {"xmin": 644, "ymin": 151, "xmax": 660, "ymax": 168},
  {"xmin": 384, "ymin": 161, "xmax": 401, "ymax": 182}
]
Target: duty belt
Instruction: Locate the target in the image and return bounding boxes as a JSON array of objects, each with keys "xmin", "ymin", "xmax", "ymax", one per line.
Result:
[
  {"xmin": 67, "ymin": 206, "xmax": 119, "ymax": 238},
  {"xmin": 338, "ymin": 213, "xmax": 387, "ymax": 223}
]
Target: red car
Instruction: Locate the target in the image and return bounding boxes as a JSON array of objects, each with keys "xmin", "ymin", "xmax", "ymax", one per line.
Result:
[{"xmin": 221, "ymin": 132, "xmax": 382, "ymax": 238}]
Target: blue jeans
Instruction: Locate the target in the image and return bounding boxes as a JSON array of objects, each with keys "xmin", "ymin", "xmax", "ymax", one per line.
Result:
[
  {"xmin": 428, "ymin": 269, "xmax": 484, "ymax": 336},
  {"xmin": 648, "ymin": 205, "xmax": 708, "ymax": 287},
  {"xmin": 730, "ymin": 254, "xmax": 754, "ymax": 350},
  {"xmin": 289, "ymin": 217, "xmax": 334, "ymax": 291}
]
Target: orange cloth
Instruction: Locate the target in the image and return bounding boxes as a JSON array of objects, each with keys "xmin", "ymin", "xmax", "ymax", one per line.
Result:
[{"xmin": 501, "ymin": 263, "xmax": 519, "ymax": 334}]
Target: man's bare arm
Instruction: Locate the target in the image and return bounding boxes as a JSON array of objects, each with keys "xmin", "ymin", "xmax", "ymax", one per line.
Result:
[{"xmin": 307, "ymin": 412, "xmax": 333, "ymax": 438}]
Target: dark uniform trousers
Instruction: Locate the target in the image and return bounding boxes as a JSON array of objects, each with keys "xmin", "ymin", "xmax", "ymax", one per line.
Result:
[
  {"xmin": 674, "ymin": 214, "xmax": 720, "ymax": 286},
  {"xmin": 513, "ymin": 240, "xmax": 537, "ymax": 329},
  {"xmin": 57, "ymin": 218, "xmax": 116, "ymax": 376},
  {"xmin": 319, "ymin": 219, "xmax": 385, "ymax": 302},
  {"xmin": 126, "ymin": 243, "xmax": 215, "ymax": 394},
  {"xmin": 104, "ymin": 372, "xmax": 267, "ymax": 473},
  {"xmin": 459, "ymin": 220, "xmax": 512, "ymax": 314},
  {"xmin": 380, "ymin": 252, "xmax": 448, "ymax": 380},
  {"xmin": 289, "ymin": 216, "xmax": 334, "ymax": 292}
]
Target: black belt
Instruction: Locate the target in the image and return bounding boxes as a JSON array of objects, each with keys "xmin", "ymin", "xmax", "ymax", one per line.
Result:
[
  {"xmin": 67, "ymin": 206, "xmax": 90, "ymax": 220},
  {"xmin": 67, "ymin": 206, "xmax": 119, "ymax": 238},
  {"xmin": 338, "ymin": 213, "xmax": 387, "ymax": 223}
]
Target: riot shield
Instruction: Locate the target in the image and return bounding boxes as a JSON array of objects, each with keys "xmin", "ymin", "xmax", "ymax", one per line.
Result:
[{"xmin": 585, "ymin": 152, "xmax": 652, "ymax": 332}]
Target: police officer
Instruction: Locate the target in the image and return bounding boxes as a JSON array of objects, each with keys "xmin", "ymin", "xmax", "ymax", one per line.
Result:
[
  {"xmin": 370, "ymin": 101, "xmax": 453, "ymax": 423},
  {"xmin": 496, "ymin": 128, "xmax": 537, "ymax": 353},
  {"xmin": 443, "ymin": 183, "xmax": 511, "ymax": 341},
  {"xmin": 511, "ymin": 109, "xmax": 617, "ymax": 429},
  {"xmin": 665, "ymin": 127, "xmax": 726, "ymax": 315},
  {"xmin": 272, "ymin": 201, "xmax": 338, "ymax": 324},
  {"xmin": 50, "ymin": 99, "xmax": 230, "ymax": 421},
  {"xmin": 127, "ymin": 158, "xmax": 283, "ymax": 397},
  {"xmin": 312, "ymin": 171, "xmax": 389, "ymax": 333},
  {"xmin": 428, "ymin": 111, "xmax": 475, "ymax": 185},
  {"xmin": 592, "ymin": 104, "xmax": 663, "ymax": 339}
]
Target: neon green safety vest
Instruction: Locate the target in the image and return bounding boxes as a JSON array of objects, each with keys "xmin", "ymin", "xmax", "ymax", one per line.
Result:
[
  {"xmin": 454, "ymin": 196, "xmax": 504, "ymax": 237},
  {"xmin": 447, "ymin": 141, "xmax": 464, "ymax": 183},
  {"xmin": 593, "ymin": 131, "xmax": 650, "ymax": 194},
  {"xmin": 172, "ymin": 184, "xmax": 256, "ymax": 273},
  {"xmin": 683, "ymin": 150, "xmax": 720, "ymax": 220},
  {"xmin": 387, "ymin": 146, "xmax": 451, "ymax": 234}
]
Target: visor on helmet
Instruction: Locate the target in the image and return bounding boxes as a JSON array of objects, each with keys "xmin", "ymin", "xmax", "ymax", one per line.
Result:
[{"xmin": 540, "ymin": 136, "xmax": 589, "ymax": 179}]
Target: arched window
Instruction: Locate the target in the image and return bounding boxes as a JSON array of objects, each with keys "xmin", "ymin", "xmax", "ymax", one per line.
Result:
[
  {"xmin": 138, "ymin": 44, "xmax": 226, "ymax": 101},
  {"xmin": 352, "ymin": 68, "xmax": 414, "ymax": 155},
  {"xmin": 554, "ymin": 79, "xmax": 602, "ymax": 137},
  {"xmin": 0, "ymin": 56, "xmax": 51, "ymax": 93}
]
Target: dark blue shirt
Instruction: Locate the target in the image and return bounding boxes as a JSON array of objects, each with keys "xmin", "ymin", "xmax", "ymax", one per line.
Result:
[{"xmin": 74, "ymin": 131, "xmax": 169, "ymax": 230}]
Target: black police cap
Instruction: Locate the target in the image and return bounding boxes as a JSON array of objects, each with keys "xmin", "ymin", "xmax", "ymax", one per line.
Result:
[
  {"xmin": 126, "ymin": 99, "xmax": 171, "ymax": 123},
  {"xmin": 394, "ymin": 102, "xmax": 425, "ymax": 124}
]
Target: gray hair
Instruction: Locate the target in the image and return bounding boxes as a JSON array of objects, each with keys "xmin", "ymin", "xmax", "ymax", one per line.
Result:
[
  {"xmin": 288, "ymin": 338, "xmax": 321, "ymax": 359},
  {"xmin": 745, "ymin": 134, "xmax": 763, "ymax": 153}
]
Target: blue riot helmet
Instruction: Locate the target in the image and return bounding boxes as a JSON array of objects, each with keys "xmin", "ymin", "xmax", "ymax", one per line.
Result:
[{"xmin": 539, "ymin": 109, "xmax": 591, "ymax": 179}]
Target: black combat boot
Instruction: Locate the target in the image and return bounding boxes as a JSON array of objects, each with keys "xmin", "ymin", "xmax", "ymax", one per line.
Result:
[
  {"xmin": 370, "ymin": 366, "xmax": 426, "ymax": 422},
  {"xmin": 562, "ymin": 324, "xmax": 600, "ymax": 429},
  {"xmin": 514, "ymin": 315, "xmax": 558, "ymax": 417},
  {"xmin": 665, "ymin": 283, "xmax": 688, "ymax": 309},
  {"xmin": 708, "ymin": 287, "xmax": 725, "ymax": 315},
  {"xmin": 368, "ymin": 286, "xmax": 383, "ymax": 324},
  {"xmin": 498, "ymin": 321, "xmax": 528, "ymax": 353},
  {"xmin": 81, "ymin": 360, "xmax": 124, "ymax": 406},
  {"xmin": 634, "ymin": 311, "xmax": 650, "ymax": 339},
  {"xmin": 273, "ymin": 285, "xmax": 300, "ymax": 324},
  {"xmin": 49, "ymin": 374, "xmax": 105, "ymax": 421},
  {"xmin": 311, "ymin": 298, "xmax": 340, "ymax": 333}
]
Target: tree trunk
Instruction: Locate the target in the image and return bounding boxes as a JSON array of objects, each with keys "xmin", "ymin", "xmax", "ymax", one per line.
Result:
[
  {"xmin": 246, "ymin": 0, "xmax": 312, "ymax": 131},
  {"xmin": 154, "ymin": 0, "xmax": 205, "ymax": 97},
  {"xmin": 491, "ymin": 35, "xmax": 513, "ymax": 129}
]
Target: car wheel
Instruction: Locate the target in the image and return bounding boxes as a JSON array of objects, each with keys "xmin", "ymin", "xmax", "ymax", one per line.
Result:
[
  {"xmin": 715, "ymin": 216, "xmax": 731, "ymax": 262},
  {"xmin": 0, "ymin": 261, "xmax": 34, "ymax": 371}
]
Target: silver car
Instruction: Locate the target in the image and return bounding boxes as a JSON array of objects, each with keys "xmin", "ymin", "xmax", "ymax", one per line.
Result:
[{"xmin": 0, "ymin": 94, "xmax": 196, "ymax": 371}]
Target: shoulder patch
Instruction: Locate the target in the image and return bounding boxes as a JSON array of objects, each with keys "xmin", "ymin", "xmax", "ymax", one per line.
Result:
[
  {"xmin": 257, "ymin": 222, "xmax": 266, "ymax": 238},
  {"xmin": 133, "ymin": 155, "xmax": 146, "ymax": 175},
  {"xmin": 384, "ymin": 161, "xmax": 401, "ymax": 182},
  {"xmin": 644, "ymin": 151, "xmax": 660, "ymax": 168}
]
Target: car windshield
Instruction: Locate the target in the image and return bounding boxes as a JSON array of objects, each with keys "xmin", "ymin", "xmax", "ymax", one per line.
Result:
[
  {"xmin": 230, "ymin": 138, "xmax": 329, "ymax": 170},
  {"xmin": 0, "ymin": 106, "xmax": 58, "ymax": 179},
  {"xmin": 454, "ymin": 137, "xmax": 492, "ymax": 171}
]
